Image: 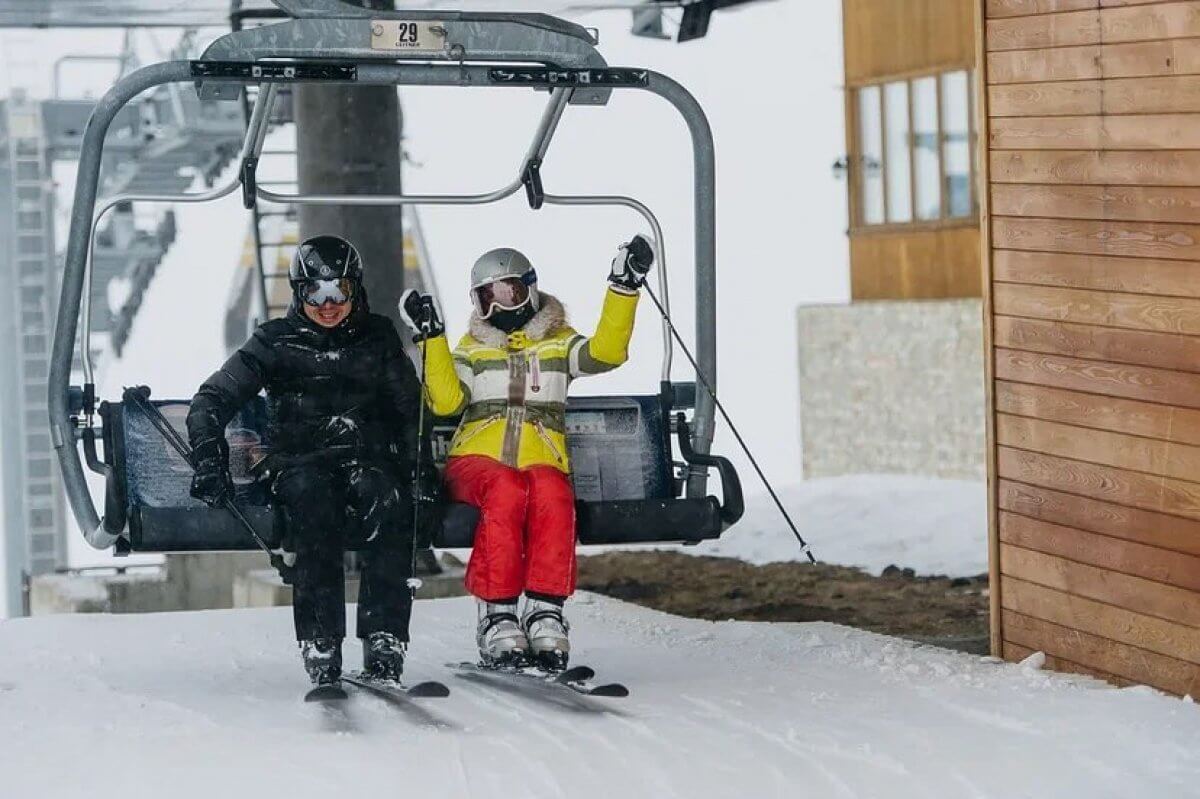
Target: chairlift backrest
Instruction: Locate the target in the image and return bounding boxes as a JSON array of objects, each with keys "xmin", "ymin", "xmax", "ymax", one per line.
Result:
[{"xmin": 103, "ymin": 388, "xmax": 733, "ymax": 554}]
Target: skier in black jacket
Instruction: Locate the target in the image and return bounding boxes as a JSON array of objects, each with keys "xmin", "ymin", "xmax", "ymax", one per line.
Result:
[{"xmin": 186, "ymin": 234, "xmax": 437, "ymax": 688}]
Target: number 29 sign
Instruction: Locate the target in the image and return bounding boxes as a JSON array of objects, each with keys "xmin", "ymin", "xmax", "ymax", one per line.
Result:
[{"xmin": 370, "ymin": 21, "xmax": 448, "ymax": 53}]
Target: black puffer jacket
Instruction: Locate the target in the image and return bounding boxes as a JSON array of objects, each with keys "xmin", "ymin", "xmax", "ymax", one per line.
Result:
[{"xmin": 187, "ymin": 295, "xmax": 430, "ymax": 478}]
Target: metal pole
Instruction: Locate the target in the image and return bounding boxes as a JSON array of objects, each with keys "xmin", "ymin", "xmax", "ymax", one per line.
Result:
[
  {"xmin": 295, "ymin": 12, "xmax": 408, "ymax": 330},
  {"xmin": 259, "ymin": 181, "xmax": 523, "ymax": 207},
  {"xmin": 248, "ymin": 84, "xmax": 276, "ymax": 321},
  {"xmin": 230, "ymin": 7, "xmax": 272, "ymax": 325},
  {"xmin": 641, "ymin": 72, "xmax": 717, "ymax": 498},
  {"xmin": 526, "ymin": 87, "xmax": 572, "ymax": 163},
  {"xmin": 258, "ymin": 86, "xmax": 571, "ymax": 208}
]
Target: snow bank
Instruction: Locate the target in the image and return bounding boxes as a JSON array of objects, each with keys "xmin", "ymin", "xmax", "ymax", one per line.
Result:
[
  {"xmin": 1, "ymin": 596, "xmax": 1196, "ymax": 798},
  {"xmin": 691, "ymin": 475, "xmax": 987, "ymax": 577}
]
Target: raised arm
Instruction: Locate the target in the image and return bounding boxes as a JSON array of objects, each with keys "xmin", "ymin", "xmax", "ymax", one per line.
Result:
[
  {"xmin": 570, "ymin": 235, "xmax": 656, "ymax": 377},
  {"xmin": 400, "ymin": 290, "xmax": 471, "ymax": 417}
]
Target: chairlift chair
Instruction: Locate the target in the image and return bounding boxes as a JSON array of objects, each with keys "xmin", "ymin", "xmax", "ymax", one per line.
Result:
[{"xmin": 49, "ymin": 0, "xmax": 743, "ymax": 560}]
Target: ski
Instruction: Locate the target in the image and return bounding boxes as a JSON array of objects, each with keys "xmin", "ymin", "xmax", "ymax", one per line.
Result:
[
  {"xmin": 342, "ymin": 671, "xmax": 451, "ymax": 699},
  {"xmin": 450, "ymin": 661, "xmax": 629, "ymax": 698},
  {"xmin": 304, "ymin": 683, "xmax": 349, "ymax": 702}
]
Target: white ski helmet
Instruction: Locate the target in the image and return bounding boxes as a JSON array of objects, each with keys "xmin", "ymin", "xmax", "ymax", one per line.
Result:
[{"xmin": 469, "ymin": 247, "xmax": 540, "ymax": 319}]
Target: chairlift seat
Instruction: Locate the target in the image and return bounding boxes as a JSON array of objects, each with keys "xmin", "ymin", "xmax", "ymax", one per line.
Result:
[
  {"xmin": 101, "ymin": 387, "xmax": 742, "ymax": 555},
  {"xmin": 51, "ymin": 26, "xmax": 735, "ymax": 554}
]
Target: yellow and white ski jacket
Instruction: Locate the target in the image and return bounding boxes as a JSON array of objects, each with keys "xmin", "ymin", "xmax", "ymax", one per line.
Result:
[{"xmin": 419, "ymin": 288, "xmax": 639, "ymax": 473}]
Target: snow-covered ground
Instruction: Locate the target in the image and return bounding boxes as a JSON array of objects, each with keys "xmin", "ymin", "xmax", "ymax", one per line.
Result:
[
  {"xmin": 692, "ymin": 476, "xmax": 987, "ymax": 577},
  {"xmin": 1, "ymin": 595, "xmax": 1196, "ymax": 798}
]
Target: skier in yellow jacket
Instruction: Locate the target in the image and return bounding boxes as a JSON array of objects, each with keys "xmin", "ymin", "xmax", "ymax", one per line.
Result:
[{"xmin": 398, "ymin": 236, "xmax": 654, "ymax": 669}]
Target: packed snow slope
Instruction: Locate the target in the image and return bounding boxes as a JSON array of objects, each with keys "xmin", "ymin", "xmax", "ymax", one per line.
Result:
[{"xmin": 2, "ymin": 596, "xmax": 1197, "ymax": 798}]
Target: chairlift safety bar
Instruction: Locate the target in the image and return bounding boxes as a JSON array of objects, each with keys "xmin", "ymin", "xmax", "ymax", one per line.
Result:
[{"xmin": 49, "ymin": 6, "xmax": 718, "ymax": 549}]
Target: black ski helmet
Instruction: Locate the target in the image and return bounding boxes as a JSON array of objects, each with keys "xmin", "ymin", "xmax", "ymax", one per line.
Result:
[{"xmin": 290, "ymin": 234, "xmax": 364, "ymax": 294}]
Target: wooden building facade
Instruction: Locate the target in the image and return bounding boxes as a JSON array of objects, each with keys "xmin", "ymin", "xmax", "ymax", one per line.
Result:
[
  {"xmin": 979, "ymin": 0, "xmax": 1200, "ymax": 695},
  {"xmin": 843, "ymin": 0, "xmax": 982, "ymax": 299}
]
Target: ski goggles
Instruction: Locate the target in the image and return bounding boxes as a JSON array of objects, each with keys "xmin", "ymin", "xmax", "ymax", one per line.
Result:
[
  {"xmin": 471, "ymin": 270, "xmax": 537, "ymax": 319},
  {"xmin": 300, "ymin": 278, "xmax": 355, "ymax": 307}
]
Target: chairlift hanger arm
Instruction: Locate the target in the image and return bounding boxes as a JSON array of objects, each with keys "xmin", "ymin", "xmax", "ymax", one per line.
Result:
[
  {"xmin": 52, "ymin": 41, "xmax": 716, "ymax": 548},
  {"xmin": 50, "ymin": 60, "xmax": 198, "ymax": 547}
]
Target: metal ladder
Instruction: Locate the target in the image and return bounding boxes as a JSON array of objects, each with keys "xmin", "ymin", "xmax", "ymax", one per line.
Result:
[
  {"xmin": 229, "ymin": 5, "xmax": 301, "ymax": 324},
  {"xmin": 234, "ymin": 114, "xmax": 441, "ymax": 321},
  {"xmin": 236, "ymin": 88, "xmax": 438, "ymax": 326},
  {"xmin": 6, "ymin": 95, "xmax": 65, "ymax": 577},
  {"xmin": 245, "ymin": 83, "xmax": 300, "ymax": 321},
  {"xmin": 227, "ymin": 7, "xmax": 436, "ymax": 326}
]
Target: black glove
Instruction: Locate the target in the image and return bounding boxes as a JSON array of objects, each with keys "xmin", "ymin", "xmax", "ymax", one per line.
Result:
[
  {"xmin": 398, "ymin": 289, "xmax": 446, "ymax": 342},
  {"xmin": 411, "ymin": 463, "xmax": 442, "ymax": 505},
  {"xmin": 190, "ymin": 456, "xmax": 234, "ymax": 507},
  {"xmin": 249, "ymin": 452, "xmax": 283, "ymax": 485},
  {"xmin": 608, "ymin": 234, "xmax": 655, "ymax": 293}
]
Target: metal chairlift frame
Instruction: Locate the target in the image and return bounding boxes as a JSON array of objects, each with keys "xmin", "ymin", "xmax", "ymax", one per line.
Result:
[{"xmin": 49, "ymin": 0, "xmax": 722, "ymax": 551}]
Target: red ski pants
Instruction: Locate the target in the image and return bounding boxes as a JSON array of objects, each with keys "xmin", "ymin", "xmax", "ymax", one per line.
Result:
[{"xmin": 444, "ymin": 455, "xmax": 577, "ymax": 601}]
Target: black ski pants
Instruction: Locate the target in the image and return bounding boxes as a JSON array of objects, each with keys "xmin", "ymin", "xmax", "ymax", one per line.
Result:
[{"xmin": 273, "ymin": 459, "xmax": 414, "ymax": 643}]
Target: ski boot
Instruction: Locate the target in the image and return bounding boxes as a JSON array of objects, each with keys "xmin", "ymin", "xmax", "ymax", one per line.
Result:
[
  {"xmin": 300, "ymin": 637, "xmax": 343, "ymax": 686},
  {"xmin": 476, "ymin": 600, "xmax": 530, "ymax": 668},
  {"xmin": 522, "ymin": 597, "xmax": 570, "ymax": 672},
  {"xmin": 362, "ymin": 632, "xmax": 406, "ymax": 683}
]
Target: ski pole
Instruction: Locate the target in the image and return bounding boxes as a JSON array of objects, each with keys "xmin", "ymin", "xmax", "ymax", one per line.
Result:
[
  {"xmin": 406, "ymin": 309, "xmax": 433, "ymax": 598},
  {"xmin": 638, "ymin": 286, "xmax": 818, "ymax": 565},
  {"xmin": 123, "ymin": 386, "xmax": 296, "ymax": 581}
]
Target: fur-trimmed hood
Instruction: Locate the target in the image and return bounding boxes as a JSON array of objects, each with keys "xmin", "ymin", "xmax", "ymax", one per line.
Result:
[{"xmin": 468, "ymin": 292, "xmax": 568, "ymax": 347}]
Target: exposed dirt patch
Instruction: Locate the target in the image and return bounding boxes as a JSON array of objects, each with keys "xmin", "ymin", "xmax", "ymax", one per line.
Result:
[{"xmin": 577, "ymin": 551, "xmax": 989, "ymax": 651}]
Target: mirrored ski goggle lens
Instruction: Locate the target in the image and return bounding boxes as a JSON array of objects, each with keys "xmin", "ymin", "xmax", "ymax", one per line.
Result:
[
  {"xmin": 472, "ymin": 277, "xmax": 530, "ymax": 317},
  {"xmin": 302, "ymin": 278, "xmax": 354, "ymax": 306}
]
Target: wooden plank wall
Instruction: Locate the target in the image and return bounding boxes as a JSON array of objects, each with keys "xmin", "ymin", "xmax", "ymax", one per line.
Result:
[
  {"xmin": 845, "ymin": 0, "xmax": 977, "ymax": 82},
  {"xmin": 844, "ymin": 0, "xmax": 982, "ymax": 300},
  {"xmin": 981, "ymin": 0, "xmax": 1200, "ymax": 696},
  {"xmin": 850, "ymin": 226, "xmax": 983, "ymax": 299}
]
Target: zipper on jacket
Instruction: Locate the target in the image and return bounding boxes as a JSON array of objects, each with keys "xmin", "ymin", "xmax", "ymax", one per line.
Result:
[
  {"xmin": 533, "ymin": 420, "xmax": 566, "ymax": 466},
  {"xmin": 452, "ymin": 413, "xmax": 503, "ymax": 449},
  {"xmin": 500, "ymin": 352, "xmax": 528, "ymax": 466},
  {"xmin": 530, "ymin": 350, "xmax": 542, "ymax": 394},
  {"xmin": 501, "ymin": 405, "xmax": 526, "ymax": 466}
]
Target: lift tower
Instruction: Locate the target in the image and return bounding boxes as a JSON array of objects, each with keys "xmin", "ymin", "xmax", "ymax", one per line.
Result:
[{"xmin": 295, "ymin": 0, "xmax": 408, "ymax": 330}]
